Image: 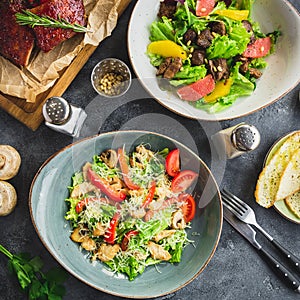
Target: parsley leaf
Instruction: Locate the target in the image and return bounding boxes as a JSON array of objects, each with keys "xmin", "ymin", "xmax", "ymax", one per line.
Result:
[{"xmin": 0, "ymin": 244, "xmax": 68, "ymax": 300}]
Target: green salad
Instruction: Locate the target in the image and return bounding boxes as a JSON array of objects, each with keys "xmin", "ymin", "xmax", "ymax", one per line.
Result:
[
  {"xmin": 147, "ymin": 0, "xmax": 280, "ymax": 113},
  {"xmin": 65, "ymin": 145, "xmax": 198, "ymax": 280}
]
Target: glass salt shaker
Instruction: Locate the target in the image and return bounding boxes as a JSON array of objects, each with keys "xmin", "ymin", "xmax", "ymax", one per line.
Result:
[
  {"xmin": 42, "ymin": 96, "xmax": 87, "ymax": 137},
  {"xmin": 211, "ymin": 122, "xmax": 261, "ymax": 159}
]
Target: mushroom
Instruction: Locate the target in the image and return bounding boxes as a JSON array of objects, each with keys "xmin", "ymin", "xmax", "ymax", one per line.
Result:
[
  {"xmin": 70, "ymin": 227, "xmax": 97, "ymax": 251},
  {"xmin": 70, "ymin": 182, "xmax": 98, "ymax": 198},
  {"xmin": 70, "ymin": 227, "xmax": 85, "ymax": 242},
  {"xmin": 171, "ymin": 210, "xmax": 186, "ymax": 229},
  {"xmin": 108, "ymin": 175, "xmax": 128, "ymax": 195},
  {"xmin": 0, "ymin": 180, "xmax": 17, "ymax": 216},
  {"xmin": 82, "ymin": 162, "xmax": 92, "ymax": 181},
  {"xmin": 100, "ymin": 149, "xmax": 118, "ymax": 169},
  {"xmin": 0, "ymin": 145, "xmax": 21, "ymax": 180},
  {"xmin": 130, "ymin": 145, "xmax": 154, "ymax": 168}
]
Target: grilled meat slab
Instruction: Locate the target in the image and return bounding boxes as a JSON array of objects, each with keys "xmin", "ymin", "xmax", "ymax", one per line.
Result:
[
  {"xmin": 0, "ymin": 0, "xmax": 86, "ymax": 66},
  {"xmin": 29, "ymin": 0, "xmax": 86, "ymax": 52},
  {"xmin": 0, "ymin": 0, "xmax": 35, "ymax": 67}
]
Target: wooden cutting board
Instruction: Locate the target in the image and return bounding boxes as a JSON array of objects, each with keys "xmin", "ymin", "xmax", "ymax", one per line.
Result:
[{"xmin": 0, "ymin": 0, "xmax": 132, "ymax": 131}]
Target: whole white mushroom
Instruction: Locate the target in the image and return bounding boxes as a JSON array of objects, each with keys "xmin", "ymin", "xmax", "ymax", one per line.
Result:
[
  {"xmin": 0, "ymin": 180, "xmax": 17, "ymax": 216},
  {"xmin": 0, "ymin": 145, "xmax": 21, "ymax": 180}
]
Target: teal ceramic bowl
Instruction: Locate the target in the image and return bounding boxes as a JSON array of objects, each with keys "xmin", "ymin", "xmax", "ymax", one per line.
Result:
[{"xmin": 29, "ymin": 131, "xmax": 222, "ymax": 298}]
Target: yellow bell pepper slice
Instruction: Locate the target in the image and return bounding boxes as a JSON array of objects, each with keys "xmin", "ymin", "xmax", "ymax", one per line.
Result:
[
  {"xmin": 204, "ymin": 78, "xmax": 233, "ymax": 103},
  {"xmin": 147, "ymin": 40, "xmax": 187, "ymax": 60},
  {"xmin": 215, "ymin": 9, "xmax": 249, "ymax": 21}
]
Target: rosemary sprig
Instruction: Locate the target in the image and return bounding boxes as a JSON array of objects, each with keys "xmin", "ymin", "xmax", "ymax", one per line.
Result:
[{"xmin": 15, "ymin": 10, "xmax": 88, "ymax": 33}]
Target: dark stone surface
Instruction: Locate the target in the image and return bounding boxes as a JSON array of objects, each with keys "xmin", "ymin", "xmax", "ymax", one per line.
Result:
[{"xmin": 0, "ymin": 1, "xmax": 299, "ymax": 299}]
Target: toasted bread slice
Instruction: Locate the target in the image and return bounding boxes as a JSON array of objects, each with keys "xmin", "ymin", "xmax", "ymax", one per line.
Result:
[
  {"xmin": 276, "ymin": 148, "xmax": 300, "ymax": 201},
  {"xmin": 255, "ymin": 131, "xmax": 300, "ymax": 208},
  {"xmin": 285, "ymin": 191, "xmax": 300, "ymax": 218}
]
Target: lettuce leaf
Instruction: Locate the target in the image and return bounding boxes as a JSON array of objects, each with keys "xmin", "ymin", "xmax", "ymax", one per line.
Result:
[
  {"xmin": 231, "ymin": 0, "xmax": 255, "ymax": 11},
  {"xmin": 64, "ymin": 198, "xmax": 80, "ymax": 226},
  {"xmin": 249, "ymin": 58, "xmax": 267, "ymax": 69},
  {"xmin": 148, "ymin": 53, "xmax": 164, "ymax": 67},
  {"xmin": 207, "ymin": 20, "xmax": 251, "ymax": 59},
  {"xmin": 170, "ymin": 64, "xmax": 207, "ymax": 86},
  {"xmin": 174, "ymin": 3, "xmax": 208, "ymax": 33},
  {"xmin": 105, "ymin": 255, "xmax": 146, "ymax": 281},
  {"xmin": 150, "ymin": 16, "xmax": 175, "ymax": 42},
  {"xmin": 229, "ymin": 62, "xmax": 255, "ymax": 95}
]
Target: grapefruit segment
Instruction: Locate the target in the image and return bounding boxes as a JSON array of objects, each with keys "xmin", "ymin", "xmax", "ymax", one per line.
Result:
[
  {"xmin": 177, "ymin": 74, "xmax": 215, "ymax": 101},
  {"xmin": 243, "ymin": 37, "xmax": 272, "ymax": 58},
  {"xmin": 196, "ymin": 0, "xmax": 215, "ymax": 17}
]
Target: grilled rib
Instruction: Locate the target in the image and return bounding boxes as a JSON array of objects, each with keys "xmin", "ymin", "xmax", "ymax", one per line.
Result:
[
  {"xmin": 0, "ymin": 0, "xmax": 35, "ymax": 67},
  {"xmin": 29, "ymin": 0, "xmax": 86, "ymax": 52}
]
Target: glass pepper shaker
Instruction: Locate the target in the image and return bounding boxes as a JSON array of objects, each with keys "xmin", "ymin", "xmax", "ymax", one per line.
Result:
[
  {"xmin": 211, "ymin": 123, "xmax": 261, "ymax": 159},
  {"xmin": 42, "ymin": 96, "xmax": 87, "ymax": 137}
]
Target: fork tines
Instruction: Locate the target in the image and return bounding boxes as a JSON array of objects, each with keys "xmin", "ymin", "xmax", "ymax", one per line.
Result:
[{"xmin": 221, "ymin": 189, "xmax": 247, "ymax": 215}]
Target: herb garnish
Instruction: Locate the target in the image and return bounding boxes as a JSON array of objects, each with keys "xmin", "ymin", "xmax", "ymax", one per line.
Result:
[
  {"xmin": 15, "ymin": 10, "xmax": 89, "ymax": 33},
  {"xmin": 0, "ymin": 244, "xmax": 68, "ymax": 300}
]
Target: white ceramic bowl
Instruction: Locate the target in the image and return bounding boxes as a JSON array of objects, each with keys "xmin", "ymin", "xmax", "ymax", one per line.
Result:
[{"xmin": 127, "ymin": 0, "xmax": 300, "ymax": 121}]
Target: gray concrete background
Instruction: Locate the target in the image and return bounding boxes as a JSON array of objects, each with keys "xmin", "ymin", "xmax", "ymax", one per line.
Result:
[{"xmin": 0, "ymin": 1, "xmax": 299, "ymax": 299}]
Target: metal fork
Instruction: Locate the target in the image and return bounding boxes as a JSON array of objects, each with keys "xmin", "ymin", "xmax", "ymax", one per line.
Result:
[{"xmin": 221, "ymin": 189, "xmax": 300, "ymax": 274}]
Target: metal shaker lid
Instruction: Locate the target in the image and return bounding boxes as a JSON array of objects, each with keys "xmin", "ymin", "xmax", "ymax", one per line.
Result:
[
  {"xmin": 231, "ymin": 124, "xmax": 261, "ymax": 152},
  {"xmin": 42, "ymin": 97, "xmax": 71, "ymax": 125}
]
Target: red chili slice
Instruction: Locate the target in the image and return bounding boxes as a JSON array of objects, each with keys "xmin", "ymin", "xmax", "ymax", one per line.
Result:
[
  {"xmin": 171, "ymin": 170, "xmax": 198, "ymax": 193},
  {"xmin": 165, "ymin": 148, "xmax": 180, "ymax": 177},
  {"xmin": 121, "ymin": 230, "xmax": 139, "ymax": 251},
  {"xmin": 104, "ymin": 213, "xmax": 120, "ymax": 244},
  {"xmin": 141, "ymin": 181, "xmax": 156, "ymax": 208},
  {"xmin": 87, "ymin": 168, "xmax": 126, "ymax": 202},
  {"xmin": 117, "ymin": 148, "xmax": 140, "ymax": 190}
]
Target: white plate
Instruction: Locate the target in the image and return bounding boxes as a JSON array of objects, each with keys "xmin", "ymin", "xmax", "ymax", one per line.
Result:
[{"xmin": 127, "ymin": 0, "xmax": 300, "ymax": 121}]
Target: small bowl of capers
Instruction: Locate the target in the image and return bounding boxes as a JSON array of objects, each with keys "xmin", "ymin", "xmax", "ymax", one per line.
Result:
[{"xmin": 91, "ymin": 58, "xmax": 132, "ymax": 98}]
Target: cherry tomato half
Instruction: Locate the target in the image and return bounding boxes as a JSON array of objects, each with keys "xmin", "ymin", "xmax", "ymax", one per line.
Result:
[
  {"xmin": 171, "ymin": 170, "xmax": 198, "ymax": 193},
  {"xmin": 165, "ymin": 149, "xmax": 180, "ymax": 177},
  {"xmin": 179, "ymin": 193, "xmax": 196, "ymax": 223}
]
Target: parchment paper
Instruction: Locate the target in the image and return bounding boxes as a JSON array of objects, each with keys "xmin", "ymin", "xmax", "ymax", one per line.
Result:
[{"xmin": 0, "ymin": 0, "xmax": 121, "ymax": 102}]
